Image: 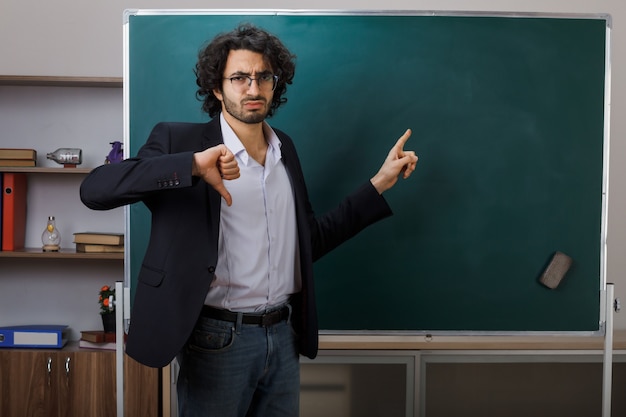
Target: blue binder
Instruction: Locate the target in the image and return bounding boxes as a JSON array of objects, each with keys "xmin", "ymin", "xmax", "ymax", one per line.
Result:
[{"xmin": 0, "ymin": 325, "xmax": 70, "ymax": 348}]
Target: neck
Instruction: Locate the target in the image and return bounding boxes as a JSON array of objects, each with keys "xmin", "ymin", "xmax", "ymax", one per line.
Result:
[{"xmin": 222, "ymin": 112, "xmax": 268, "ymax": 165}]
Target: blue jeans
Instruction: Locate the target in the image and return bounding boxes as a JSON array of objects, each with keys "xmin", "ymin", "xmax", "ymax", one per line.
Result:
[{"xmin": 177, "ymin": 310, "xmax": 300, "ymax": 417}]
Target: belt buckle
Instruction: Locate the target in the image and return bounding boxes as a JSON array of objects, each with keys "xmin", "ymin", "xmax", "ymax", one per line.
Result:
[{"xmin": 261, "ymin": 310, "xmax": 278, "ymax": 326}]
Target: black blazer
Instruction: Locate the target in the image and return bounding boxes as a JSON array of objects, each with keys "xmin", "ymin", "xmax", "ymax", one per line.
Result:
[{"xmin": 80, "ymin": 118, "xmax": 392, "ymax": 368}]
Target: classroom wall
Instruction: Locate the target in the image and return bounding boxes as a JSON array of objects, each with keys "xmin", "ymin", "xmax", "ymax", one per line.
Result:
[{"xmin": 1, "ymin": 0, "xmax": 625, "ymax": 331}]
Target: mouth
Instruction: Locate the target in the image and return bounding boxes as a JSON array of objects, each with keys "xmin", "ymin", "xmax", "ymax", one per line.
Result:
[{"xmin": 243, "ymin": 98, "xmax": 266, "ymax": 110}]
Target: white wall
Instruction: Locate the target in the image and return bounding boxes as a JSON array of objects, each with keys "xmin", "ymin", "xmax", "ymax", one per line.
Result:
[{"xmin": 1, "ymin": 0, "xmax": 624, "ymax": 331}]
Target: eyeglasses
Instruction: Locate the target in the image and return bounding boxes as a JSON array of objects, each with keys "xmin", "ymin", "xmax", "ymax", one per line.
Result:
[{"xmin": 224, "ymin": 74, "xmax": 279, "ymax": 92}]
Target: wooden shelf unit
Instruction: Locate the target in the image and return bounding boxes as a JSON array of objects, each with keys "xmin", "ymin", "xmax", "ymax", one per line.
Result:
[{"xmin": 0, "ymin": 75, "xmax": 160, "ymax": 417}]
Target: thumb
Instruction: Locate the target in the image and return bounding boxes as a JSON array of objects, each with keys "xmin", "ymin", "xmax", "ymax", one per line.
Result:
[{"xmin": 212, "ymin": 181, "xmax": 233, "ymax": 206}]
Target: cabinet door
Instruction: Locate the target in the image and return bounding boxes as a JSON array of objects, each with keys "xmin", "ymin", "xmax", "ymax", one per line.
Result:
[
  {"xmin": 58, "ymin": 350, "xmax": 116, "ymax": 417},
  {"xmin": 124, "ymin": 354, "xmax": 160, "ymax": 417},
  {"xmin": 0, "ymin": 350, "xmax": 58, "ymax": 417}
]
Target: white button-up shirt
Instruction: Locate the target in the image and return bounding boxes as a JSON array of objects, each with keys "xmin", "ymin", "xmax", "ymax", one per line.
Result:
[{"xmin": 204, "ymin": 114, "xmax": 301, "ymax": 312}]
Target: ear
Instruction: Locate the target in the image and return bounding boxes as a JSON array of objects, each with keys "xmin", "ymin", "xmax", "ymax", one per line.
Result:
[{"xmin": 213, "ymin": 88, "xmax": 223, "ymax": 102}]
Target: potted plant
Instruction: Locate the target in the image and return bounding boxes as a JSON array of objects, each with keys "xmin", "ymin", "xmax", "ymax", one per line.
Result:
[{"xmin": 99, "ymin": 285, "xmax": 116, "ymax": 333}]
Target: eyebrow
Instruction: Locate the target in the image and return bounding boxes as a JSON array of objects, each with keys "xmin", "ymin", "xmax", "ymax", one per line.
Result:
[{"xmin": 226, "ymin": 70, "xmax": 273, "ymax": 77}]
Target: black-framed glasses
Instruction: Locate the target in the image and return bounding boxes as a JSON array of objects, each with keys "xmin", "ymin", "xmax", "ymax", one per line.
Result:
[{"xmin": 225, "ymin": 74, "xmax": 279, "ymax": 92}]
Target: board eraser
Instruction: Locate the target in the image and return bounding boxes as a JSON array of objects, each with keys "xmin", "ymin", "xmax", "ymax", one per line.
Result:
[{"xmin": 540, "ymin": 251, "xmax": 573, "ymax": 289}]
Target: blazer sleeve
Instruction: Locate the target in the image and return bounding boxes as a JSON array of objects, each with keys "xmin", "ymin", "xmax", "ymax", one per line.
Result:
[
  {"xmin": 275, "ymin": 128, "xmax": 393, "ymax": 261},
  {"xmin": 309, "ymin": 181, "xmax": 393, "ymax": 261},
  {"xmin": 80, "ymin": 123, "xmax": 198, "ymax": 211}
]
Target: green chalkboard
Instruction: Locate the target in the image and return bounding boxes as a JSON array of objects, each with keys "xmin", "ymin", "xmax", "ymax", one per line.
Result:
[{"xmin": 126, "ymin": 11, "xmax": 609, "ymax": 333}]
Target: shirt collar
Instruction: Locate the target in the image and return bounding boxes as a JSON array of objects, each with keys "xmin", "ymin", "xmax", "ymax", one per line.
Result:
[{"xmin": 219, "ymin": 113, "xmax": 282, "ymax": 166}]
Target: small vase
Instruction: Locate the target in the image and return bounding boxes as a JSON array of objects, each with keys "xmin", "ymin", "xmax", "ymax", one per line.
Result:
[
  {"xmin": 41, "ymin": 216, "xmax": 61, "ymax": 252},
  {"xmin": 101, "ymin": 312, "xmax": 116, "ymax": 333}
]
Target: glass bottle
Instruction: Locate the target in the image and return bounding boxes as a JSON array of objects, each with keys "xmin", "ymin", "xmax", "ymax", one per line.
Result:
[
  {"xmin": 41, "ymin": 216, "xmax": 61, "ymax": 252},
  {"xmin": 46, "ymin": 148, "xmax": 82, "ymax": 165}
]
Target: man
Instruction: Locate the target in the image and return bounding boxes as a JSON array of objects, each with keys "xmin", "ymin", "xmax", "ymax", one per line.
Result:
[{"xmin": 80, "ymin": 23, "xmax": 418, "ymax": 417}]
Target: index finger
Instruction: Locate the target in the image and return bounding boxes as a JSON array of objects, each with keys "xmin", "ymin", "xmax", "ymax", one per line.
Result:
[{"xmin": 394, "ymin": 128, "xmax": 412, "ymax": 149}]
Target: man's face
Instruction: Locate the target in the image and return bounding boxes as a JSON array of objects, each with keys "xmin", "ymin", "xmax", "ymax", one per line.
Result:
[{"xmin": 213, "ymin": 49, "xmax": 275, "ymax": 124}]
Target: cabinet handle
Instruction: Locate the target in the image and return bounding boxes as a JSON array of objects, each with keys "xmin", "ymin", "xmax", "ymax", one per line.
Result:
[
  {"xmin": 46, "ymin": 357, "xmax": 52, "ymax": 386},
  {"xmin": 65, "ymin": 356, "xmax": 71, "ymax": 386}
]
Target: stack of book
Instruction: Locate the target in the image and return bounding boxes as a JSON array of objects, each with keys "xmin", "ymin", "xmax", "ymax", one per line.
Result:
[
  {"xmin": 73, "ymin": 232, "xmax": 124, "ymax": 253},
  {"xmin": 0, "ymin": 148, "xmax": 37, "ymax": 167},
  {"xmin": 79, "ymin": 330, "xmax": 123, "ymax": 350}
]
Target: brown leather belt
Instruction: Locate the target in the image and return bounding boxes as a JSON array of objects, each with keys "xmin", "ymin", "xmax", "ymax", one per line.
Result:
[{"xmin": 201, "ymin": 305, "xmax": 290, "ymax": 327}]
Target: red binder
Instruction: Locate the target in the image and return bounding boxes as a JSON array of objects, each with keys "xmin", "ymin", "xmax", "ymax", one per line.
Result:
[
  {"xmin": 2, "ymin": 173, "xmax": 27, "ymax": 251},
  {"xmin": 0, "ymin": 174, "xmax": 3, "ymax": 243}
]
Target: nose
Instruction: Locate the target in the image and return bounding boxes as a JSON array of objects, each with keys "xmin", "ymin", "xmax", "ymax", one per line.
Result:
[{"xmin": 246, "ymin": 78, "xmax": 261, "ymax": 93}]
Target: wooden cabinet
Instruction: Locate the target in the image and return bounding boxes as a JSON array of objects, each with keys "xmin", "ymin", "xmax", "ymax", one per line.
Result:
[
  {"xmin": 0, "ymin": 347, "xmax": 114, "ymax": 417},
  {"xmin": 0, "ymin": 346, "xmax": 159, "ymax": 417}
]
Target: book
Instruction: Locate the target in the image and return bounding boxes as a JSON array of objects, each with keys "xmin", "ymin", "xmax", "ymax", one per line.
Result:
[
  {"xmin": 0, "ymin": 148, "xmax": 37, "ymax": 160},
  {"xmin": 76, "ymin": 243, "xmax": 124, "ymax": 253},
  {"xmin": 2, "ymin": 172, "xmax": 27, "ymax": 251},
  {"xmin": 73, "ymin": 232, "xmax": 124, "ymax": 245},
  {"xmin": 0, "ymin": 159, "xmax": 36, "ymax": 167},
  {"xmin": 79, "ymin": 339, "xmax": 117, "ymax": 351},
  {"xmin": 0, "ymin": 324, "xmax": 69, "ymax": 348},
  {"xmin": 80, "ymin": 330, "xmax": 117, "ymax": 343}
]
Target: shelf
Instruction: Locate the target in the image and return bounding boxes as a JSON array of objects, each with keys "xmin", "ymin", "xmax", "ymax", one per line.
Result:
[
  {"xmin": 0, "ymin": 248, "xmax": 123, "ymax": 260},
  {"xmin": 0, "ymin": 167, "xmax": 117, "ymax": 260},
  {"xmin": 0, "ymin": 166, "xmax": 92, "ymax": 174},
  {"xmin": 0, "ymin": 342, "xmax": 116, "ymax": 353},
  {"xmin": 0, "ymin": 166, "xmax": 93, "ymax": 174},
  {"xmin": 0, "ymin": 75, "xmax": 122, "ymax": 88}
]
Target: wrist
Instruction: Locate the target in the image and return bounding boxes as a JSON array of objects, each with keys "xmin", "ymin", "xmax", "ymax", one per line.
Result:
[
  {"xmin": 370, "ymin": 175, "xmax": 386, "ymax": 194},
  {"xmin": 191, "ymin": 153, "xmax": 200, "ymax": 176}
]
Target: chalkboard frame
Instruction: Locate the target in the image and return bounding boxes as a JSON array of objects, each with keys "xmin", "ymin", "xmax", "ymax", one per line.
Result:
[{"xmin": 123, "ymin": 10, "xmax": 611, "ymax": 336}]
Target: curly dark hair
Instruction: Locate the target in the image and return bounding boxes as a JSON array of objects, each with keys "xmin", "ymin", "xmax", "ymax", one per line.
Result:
[{"xmin": 195, "ymin": 23, "xmax": 296, "ymax": 118}]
